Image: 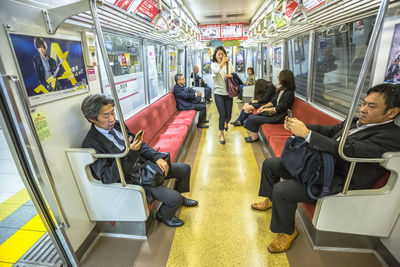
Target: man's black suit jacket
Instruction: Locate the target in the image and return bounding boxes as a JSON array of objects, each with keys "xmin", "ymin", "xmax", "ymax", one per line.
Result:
[
  {"xmin": 307, "ymin": 119, "xmax": 400, "ymax": 193},
  {"xmin": 173, "ymin": 84, "xmax": 202, "ymax": 111},
  {"xmin": 81, "ymin": 121, "xmax": 164, "ymax": 184}
]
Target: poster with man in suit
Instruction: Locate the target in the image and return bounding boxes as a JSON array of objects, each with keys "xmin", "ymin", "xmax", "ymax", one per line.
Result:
[
  {"xmin": 10, "ymin": 34, "xmax": 89, "ymax": 106},
  {"xmin": 385, "ymin": 24, "xmax": 400, "ymax": 83}
]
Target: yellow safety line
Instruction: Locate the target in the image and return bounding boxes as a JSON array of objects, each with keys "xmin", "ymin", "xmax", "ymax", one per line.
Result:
[
  {"xmin": 0, "ymin": 215, "xmax": 46, "ymax": 264},
  {"xmin": 167, "ymin": 102, "xmax": 290, "ymax": 266},
  {"xmin": 0, "ymin": 189, "xmax": 30, "ymax": 222}
]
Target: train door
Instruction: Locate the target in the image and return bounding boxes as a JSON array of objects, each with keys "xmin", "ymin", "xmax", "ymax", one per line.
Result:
[{"xmin": 0, "ymin": 73, "xmax": 75, "ymax": 266}]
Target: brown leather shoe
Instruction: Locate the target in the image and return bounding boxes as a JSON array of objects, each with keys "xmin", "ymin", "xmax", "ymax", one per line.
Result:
[
  {"xmin": 268, "ymin": 228, "xmax": 298, "ymax": 253},
  {"xmin": 251, "ymin": 199, "xmax": 272, "ymax": 211}
]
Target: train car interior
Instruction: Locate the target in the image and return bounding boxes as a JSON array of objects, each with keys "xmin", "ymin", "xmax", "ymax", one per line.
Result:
[{"xmin": 0, "ymin": 0, "xmax": 400, "ymax": 266}]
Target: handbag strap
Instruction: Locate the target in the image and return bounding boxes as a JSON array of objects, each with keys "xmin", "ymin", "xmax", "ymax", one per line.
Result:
[{"xmin": 226, "ymin": 62, "xmax": 229, "ymax": 74}]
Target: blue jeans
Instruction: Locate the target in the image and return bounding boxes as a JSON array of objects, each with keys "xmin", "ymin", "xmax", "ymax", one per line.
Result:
[{"xmin": 214, "ymin": 94, "xmax": 233, "ymax": 130}]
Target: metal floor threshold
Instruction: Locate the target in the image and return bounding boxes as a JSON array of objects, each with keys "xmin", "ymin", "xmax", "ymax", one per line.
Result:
[{"xmin": 13, "ymin": 233, "xmax": 62, "ymax": 267}]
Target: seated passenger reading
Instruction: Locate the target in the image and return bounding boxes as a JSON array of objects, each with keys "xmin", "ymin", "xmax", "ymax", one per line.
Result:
[
  {"xmin": 81, "ymin": 94, "xmax": 198, "ymax": 227},
  {"xmin": 251, "ymin": 84, "xmax": 400, "ymax": 253}
]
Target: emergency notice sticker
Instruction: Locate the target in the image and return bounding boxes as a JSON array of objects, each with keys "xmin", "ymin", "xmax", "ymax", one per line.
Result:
[{"xmin": 31, "ymin": 112, "xmax": 51, "ymax": 142}]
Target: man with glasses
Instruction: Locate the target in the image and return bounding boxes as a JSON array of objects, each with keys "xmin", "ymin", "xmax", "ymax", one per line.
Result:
[{"xmin": 173, "ymin": 73, "xmax": 209, "ymax": 128}]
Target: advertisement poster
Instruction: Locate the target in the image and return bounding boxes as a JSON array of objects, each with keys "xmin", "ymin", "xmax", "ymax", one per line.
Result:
[
  {"xmin": 170, "ymin": 52, "xmax": 177, "ymax": 71},
  {"xmin": 10, "ymin": 34, "xmax": 89, "ymax": 106},
  {"xmin": 221, "ymin": 23, "xmax": 243, "ymax": 40},
  {"xmin": 134, "ymin": 0, "xmax": 159, "ymax": 22},
  {"xmin": 384, "ymin": 24, "xmax": 400, "ymax": 83},
  {"xmin": 280, "ymin": 0, "xmax": 326, "ymax": 18},
  {"xmin": 274, "ymin": 47, "xmax": 282, "ymax": 68},
  {"xmin": 113, "ymin": 0, "xmax": 134, "ymax": 10},
  {"xmin": 199, "ymin": 24, "xmax": 221, "ymax": 40}
]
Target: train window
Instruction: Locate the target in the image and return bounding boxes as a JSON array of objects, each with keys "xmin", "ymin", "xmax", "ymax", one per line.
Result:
[
  {"xmin": 288, "ymin": 34, "xmax": 310, "ymax": 98},
  {"xmin": 202, "ymin": 50, "xmax": 211, "ymax": 75},
  {"xmin": 311, "ymin": 16, "xmax": 375, "ymax": 115},
  {"xmin": 262, "ymin": 46, "xmax": 268, "ymax": 79},
  {"xmin": 177, "ymin": 48, "xmax": 185, "ymax": 74},
  {"xmin": 100, "ymin": 33, "xmax": 146, "ymax": 117},
  {"xmin": 146, "ymin": 43, "xmax": 167, "ymax": 102}
]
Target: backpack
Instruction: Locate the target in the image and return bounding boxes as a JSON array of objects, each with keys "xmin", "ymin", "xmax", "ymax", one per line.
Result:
[{"xmin": 281, "ymin": 136, "xmax": 335, "ymax": 200}]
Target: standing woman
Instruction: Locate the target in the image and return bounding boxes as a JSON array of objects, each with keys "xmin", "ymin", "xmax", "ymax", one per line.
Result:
[
  {"xmin": 244, "ymin": 70, "xmax": 296, "ymax": 142},
  {"xmin": 211, "ymin": 46, "xmax": 235, "ymax": 144}
]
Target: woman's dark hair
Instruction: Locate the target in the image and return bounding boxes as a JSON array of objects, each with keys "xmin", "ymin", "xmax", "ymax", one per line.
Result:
[
  {"xmin": 247, "ymin": 67, "xmax": 254, "ymax": 75},
  {"xmin": 212, "ymin": 46, "xmax": 227, "ymax": 63},
  {"xmin": 81, "ymin": 94, "xmax": 114, "ymax": 122},
  {"xmin": 367, "ymin": 83, "xmax": 400, "ymax": 113},
  {"xmin": 278, "ymin": 70, "xmax": 296, "ymax": 91},
  {"xmin": 254, "ymin": 79, "xmax": 275, "ymax": 101}
]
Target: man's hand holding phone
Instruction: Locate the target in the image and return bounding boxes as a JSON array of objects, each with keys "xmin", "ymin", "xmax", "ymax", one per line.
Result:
[{"xmin": 129, "ymin": 130, "xmax": 144, "ymax": 151}]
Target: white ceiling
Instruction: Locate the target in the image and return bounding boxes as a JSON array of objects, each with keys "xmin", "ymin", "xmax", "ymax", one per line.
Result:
[{"xmin": 182, "ymin": 0, "xmax": 265, "ymax": 24}]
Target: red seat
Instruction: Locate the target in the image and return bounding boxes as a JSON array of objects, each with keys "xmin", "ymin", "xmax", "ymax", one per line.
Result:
[{"xmin": 124, "ymin": 92, "xmax": 198, "ymax": 211}]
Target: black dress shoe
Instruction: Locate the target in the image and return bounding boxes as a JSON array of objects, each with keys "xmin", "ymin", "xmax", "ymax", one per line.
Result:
[
  {"xmin": 204, "ymin": 120, "xmax": 210, "ymax": 123},
  {"xmin": 197, "ymin": 123, "xmax": 209, "ymax": 128},
  {"xmin": 245, "ymin": 136, "xmax": 259, "ymax": 143},
  {"xmin": 230, "ymin": 120, "xmax": 242, "ymax": 126},
  {"xmin": 182, "ymin": 197, "xmax": 198, "ymax": 207},
  {"xmin": 156, "ymin": 212, "xmax": 184, "ymax": 227}
]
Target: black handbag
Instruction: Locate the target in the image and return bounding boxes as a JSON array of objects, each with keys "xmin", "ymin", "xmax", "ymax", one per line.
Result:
[{"xmin": 128, "ymin": 152, "xmax": 171, "ymax": 187}]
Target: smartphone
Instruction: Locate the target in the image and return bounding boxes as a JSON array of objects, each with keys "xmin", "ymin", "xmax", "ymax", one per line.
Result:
[
  {"xmin": 287, "ymin": 109, "xmax": 293, "ymax": 118},
  {"xmin": 134, "ymin": 130, "xmax": 144, "ymax": 142}
]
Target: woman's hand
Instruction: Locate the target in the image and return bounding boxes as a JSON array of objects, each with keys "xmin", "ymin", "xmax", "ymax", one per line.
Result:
[
  {"xmin": 226, "ymin": 73, "xmax": 233, "ymax": 78},
  {"xmin": 222, "ymin": 56, "xmax": 229, "ymax": 64}
]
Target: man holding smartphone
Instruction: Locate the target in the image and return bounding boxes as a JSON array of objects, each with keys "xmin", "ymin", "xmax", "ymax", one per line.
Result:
[{"xmin": 81, "ymin": 94, "xmax": 198, "ymax": 227}]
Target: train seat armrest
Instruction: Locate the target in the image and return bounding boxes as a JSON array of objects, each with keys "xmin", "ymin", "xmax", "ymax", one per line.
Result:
[{"xmin": 66, "ymin": 148, "xmax": 149, "ymax": 222}]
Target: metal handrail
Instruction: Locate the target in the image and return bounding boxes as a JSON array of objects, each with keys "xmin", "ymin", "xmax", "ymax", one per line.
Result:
[
  {"xmin": 89, "ymin": 0, "xmax": 132, "ymax": 186},
  {"xmin": 289, "ymin": 0, "xmax": 308, "ymax": 26},
  {"xmin": 338, "ymin": 0, "xmax": 389, "ymax": 194},
  {"xmin": 6, "ymin": 75, "xmax": 70, "ymax": 229}
]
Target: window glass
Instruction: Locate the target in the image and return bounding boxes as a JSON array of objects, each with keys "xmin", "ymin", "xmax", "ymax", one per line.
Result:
[
  {"xmin": 100, "ymin": 33, "xmax": 145, "ymax": 117},
  {"xmin": 263, "ymin": 46, "xmax": 268, "ymax": 79},
  {"xmin": 288, "ymin": 34, "xmax": 310, "ymax": 97},
  {"xmin": 146, "ymin": 43, "xmax": 166, "ymax": 102},
  {"xmin": 312, "ymin": 16, "xmax": 375, "ymax": 115}
]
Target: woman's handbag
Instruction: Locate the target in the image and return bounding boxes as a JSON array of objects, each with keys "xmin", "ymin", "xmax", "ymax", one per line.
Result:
[
  {"xmin": 128, "ymin": 152, "xmax": 171, "ymax": 187},
  {"xmin": 225, "ymin": 62, "xmax": 239, "ymax": 97}
]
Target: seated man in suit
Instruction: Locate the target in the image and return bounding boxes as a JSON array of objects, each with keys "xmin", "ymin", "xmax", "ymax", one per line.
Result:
[
  {"xmin": 191, "ymin": 65, "xmax": 212, "ymax": 104},
  {"xmin": 81, "ymin": 94, "xmax": 198, "ymax": 227},
  {"xmin": 251, "ymin": 83, "xmax": 400, "ymax": 253},
  {"xmin": 173, "ymin": 73, "xmax": 209, "ymax": 128}
]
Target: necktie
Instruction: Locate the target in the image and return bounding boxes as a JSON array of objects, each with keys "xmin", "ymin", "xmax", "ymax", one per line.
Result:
[{"xmin": 108, "ymin": 129, "xmax": 126, "ymax": 147}]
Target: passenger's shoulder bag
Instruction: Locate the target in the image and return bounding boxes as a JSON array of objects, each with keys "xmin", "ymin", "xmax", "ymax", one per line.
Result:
[
  {"xmin": 281, "ymin": 136, "xmax": 335, "ymax": 199},
  {"xmin": 225, "ymin": 62, "xmax": 239, "ymax": 98},
  {"xmin": 128, "ymin": 152, "xmax": 171, "ymax": 187}
]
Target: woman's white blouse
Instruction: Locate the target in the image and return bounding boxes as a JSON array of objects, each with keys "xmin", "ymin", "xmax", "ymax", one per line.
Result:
[{"xmin": 211, "ymin": 61, "xmax": 234, "ymax": 96}]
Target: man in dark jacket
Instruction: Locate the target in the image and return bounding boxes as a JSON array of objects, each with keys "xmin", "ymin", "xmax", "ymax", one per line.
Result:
[
  {"xmin": 190, "ymin": 65, "xmax": 212, "ymax": 104},
  {"xmin": 251, "ymin": 83, "xmax": 400, "ymax": 253},
  {"xmin": 81, "ymin": 94, "xmax": 198, "ymax": 227},
  {"xmin": 173, "ymin": 74, "xmax": 209, "ymax": 128}
]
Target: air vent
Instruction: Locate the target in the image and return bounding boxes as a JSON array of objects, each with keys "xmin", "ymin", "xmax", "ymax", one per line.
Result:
[
  {"xmin": 204, "ymin": 14, "xmax": 223, "ymax": 19},
  {"xmin": 226, "ymin": 13, "xmax": 245, "ymax": 18}
]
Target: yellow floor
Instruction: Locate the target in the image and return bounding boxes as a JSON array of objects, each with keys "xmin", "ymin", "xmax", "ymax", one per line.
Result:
[
  {"xmin": 0, "ymin": 189, "xmax": 46, "ymax": 265},
  {"xmin": 167, "ymin": 101, "xmax": 290, "ymax": 266}
]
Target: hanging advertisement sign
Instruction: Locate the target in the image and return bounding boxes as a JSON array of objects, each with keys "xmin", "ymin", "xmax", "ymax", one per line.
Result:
[
  {"xmin": 10, "ymin": 34, "xmax": 89, "ymax": 106},
  {"xmin": 200, "ymin": 23, "xmax": 247, "ymax": 41},
  {"xmin": 384, "ymin": 24, "xmax": 400, "ymax": 83},
  {"xmin": 113, "ymin": 0, "xmax": 135, "ymax": 10},
  {"xmin": 134, "ymin": 0, "xmax": 159, "ymax": 22},
  {"xmin": 199, "ymin": 24, "xmax": 221, "ymax": 40},
  {"xmin": 281, "ymin": 0, "xmax": 326, "ymax": 18}
]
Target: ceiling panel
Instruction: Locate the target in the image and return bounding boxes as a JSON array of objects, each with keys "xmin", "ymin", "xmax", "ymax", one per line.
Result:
[{"xmin": 182, "ymin": 0, "xmax": 265, "ymax": 24}]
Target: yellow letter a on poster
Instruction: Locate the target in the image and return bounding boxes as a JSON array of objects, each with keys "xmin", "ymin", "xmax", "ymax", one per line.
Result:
[{"xmin": 50, "ymin": 43, "xmax": 77, "ymax": 86}]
